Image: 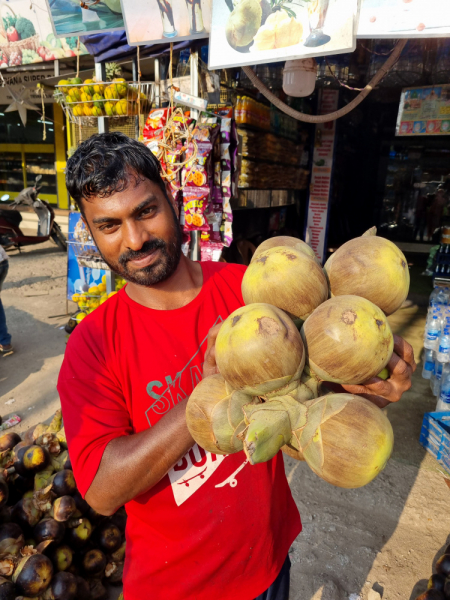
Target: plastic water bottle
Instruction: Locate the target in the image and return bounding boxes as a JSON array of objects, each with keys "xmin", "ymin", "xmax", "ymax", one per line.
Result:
[
  {"xmin": 430, "ymin": 287, "xmax": 440, "ymax": 307},
  {"xmin": 422, "ymin": 349, "xmax": 435, "ymax": 379},
  {"xmin": 433, "ymin": 359, "xmax": 444, "ymax": 396},
  {"xmin": 424, "ymin": 317, "xmax": 441, "ymax": 349},
  {"xmin": 437, "ymin": 288, "xmax": 448, "ymax": 307},
  {"xmin": 438, "ymin": 329, "xmax": 450, "ymax": 362},
  {"xmin": 437, "ymin": 367, "xmax": 450, "ymax": 411}
]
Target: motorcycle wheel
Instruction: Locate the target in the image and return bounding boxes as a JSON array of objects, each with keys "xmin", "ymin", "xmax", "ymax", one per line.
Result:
[{"xmin": 51, "ymin": 223, "xmax": 67, "ymax": 251}]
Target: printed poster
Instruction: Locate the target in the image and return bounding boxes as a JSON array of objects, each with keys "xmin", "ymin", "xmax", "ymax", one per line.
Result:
[
  {"xmin": 305, "ymin": 89, "xmax": 338, "ymax": 263},
  {"xmin": 122, "ymin": 0, "xmax": 211, "ymax": 45},
  {"xmin": 358, "ymin": 0, "xmax": 450, "ymax": 38},
  {"xmin": 208, "ymin": 0, "xmax": 356, "ymax": 70},
  {"xmin": 396, "ymin": 85, "xmax": 450, "ymax": 136},
  {"xmin": 45, "ymin": 0, "xmax": 125, "ymax": 38},
  {"xmin": 0, "ymin": 0, "xmax": 88, "ymax": 68}
]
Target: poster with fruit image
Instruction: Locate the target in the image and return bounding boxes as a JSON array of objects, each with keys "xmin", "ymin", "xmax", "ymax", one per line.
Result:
[
  {"xmin": 121, "ymin": 0, "xmax": 211, "ymax": 45},
  {"xmin": 45, "ymin": 0, "xmax": 125, "ymax": 38},
  {"xmin": 208, "ymin": 0, "xmax": 356, "ymax": 70},
  {"xmin": 357, "ymin": 0, "xmax": 450, "ymax": 38},
  {"xmin": 0, "ymin": 0, "xmax": 88, "ymax": 69}
]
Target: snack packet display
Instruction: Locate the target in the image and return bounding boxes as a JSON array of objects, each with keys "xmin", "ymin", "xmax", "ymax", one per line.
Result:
[
  {"xmin": 183, "ymin": 187, "xmax": 210, "ymax": 232},
  {"xmin": 143, "ymin": 108, "xmax": 170, "ymax": 141}
]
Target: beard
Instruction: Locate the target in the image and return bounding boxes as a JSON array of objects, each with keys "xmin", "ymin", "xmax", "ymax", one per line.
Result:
[{"xmin": 98, "ymin": 223, "xmax": 182, "ymax": 287}]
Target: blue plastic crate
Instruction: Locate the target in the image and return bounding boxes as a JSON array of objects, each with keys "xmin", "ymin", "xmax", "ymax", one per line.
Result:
[{"xmin": 420, "ymin": 412, "xmax": 450, "ymax": 470}]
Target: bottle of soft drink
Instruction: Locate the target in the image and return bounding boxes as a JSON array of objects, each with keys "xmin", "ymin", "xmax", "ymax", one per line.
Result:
[
  {"xmin": 422, "ymin": 348, "xmax": 435, "ymax": 379},
  {"xmin": 437, "ymin": 366, "xmax": 450, "ymax": 411},
  {"xmin": 424, "ymin": 316, "xmax": 441, "ymax": 349}
]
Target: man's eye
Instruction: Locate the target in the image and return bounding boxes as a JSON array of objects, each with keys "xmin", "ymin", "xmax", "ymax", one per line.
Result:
[
  {"xmin": 140, "ymin": 206, "xmax": 156, "ymax": 217},
  {"xmin": 100, "ymin": 223, "xmax": 117, "ymax": 232}
]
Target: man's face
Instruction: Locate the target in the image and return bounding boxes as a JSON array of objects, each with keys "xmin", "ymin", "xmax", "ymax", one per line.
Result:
[{"xmin": 82, "ymin": 175, "xmax": 182, "ymax": 287}]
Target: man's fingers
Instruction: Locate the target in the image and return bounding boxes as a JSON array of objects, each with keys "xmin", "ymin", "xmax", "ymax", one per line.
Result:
[
  {"xmin": 206, "ymin": 323, "xmax": 222, "ymax": 351},
  {"xmin": 393, "ymin": 335, "xmax": 416, "ymax": 372},
  {"xmin": 387, "ymin": 351, "xmax": 413, "ymax": 380}
]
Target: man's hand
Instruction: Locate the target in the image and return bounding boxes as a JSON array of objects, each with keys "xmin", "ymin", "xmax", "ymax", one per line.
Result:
[
  {"xmin": 341, "ymin": 335, "xmax": 416, "ymax": 408},
  {"xmin": 203, "ymin": 323, "xmax": 222, "ymax": 378}
]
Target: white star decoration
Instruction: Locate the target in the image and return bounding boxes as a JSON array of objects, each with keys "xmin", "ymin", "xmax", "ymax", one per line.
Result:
[{"xmin": 4, "ymin": 86, "xmax": 38, "ymax": 126}]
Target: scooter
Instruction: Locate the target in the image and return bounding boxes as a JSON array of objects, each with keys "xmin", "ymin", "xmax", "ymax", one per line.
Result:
[{"xmin": 0, "ymin": 175, "xmax": 67, "ymax": 251}]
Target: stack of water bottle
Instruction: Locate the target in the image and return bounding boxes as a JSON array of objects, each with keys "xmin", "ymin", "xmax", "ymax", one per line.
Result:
[{"xmin": 423, "ymin": 286, "xmax": 450, "ymax": 411}]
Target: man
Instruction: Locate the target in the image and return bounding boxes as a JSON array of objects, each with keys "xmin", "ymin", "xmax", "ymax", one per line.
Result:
[
  {"xmin": 0, "ymin": 244, "xmax": 12, "ymax": 354},
  {"xmin": 58, "ymin": 133, "xmax": 415, "ymax": 600}
]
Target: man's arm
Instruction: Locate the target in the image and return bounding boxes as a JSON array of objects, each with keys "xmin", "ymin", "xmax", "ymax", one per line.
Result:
[{"xmin": 85, "ymin": 399, "xmax": 194, "ymax": 516}]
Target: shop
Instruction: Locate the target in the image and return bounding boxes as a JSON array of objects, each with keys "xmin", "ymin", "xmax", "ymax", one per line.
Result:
[{"xmin": 0, "ymin": 76, "xmax": 68, "ymax": 207}]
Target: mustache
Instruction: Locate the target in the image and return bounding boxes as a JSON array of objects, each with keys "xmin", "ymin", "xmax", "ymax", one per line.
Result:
[{"xmin": 118, "ymin": 239, "xmax": 166, "ymax": 266}]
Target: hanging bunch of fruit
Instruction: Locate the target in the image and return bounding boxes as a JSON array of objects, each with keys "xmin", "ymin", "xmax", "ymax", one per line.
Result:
[
  {"xmin": 55, "ymin": 63, "xmax": 149, "ymax": 120},
  {"xmin": 70, "ymin": 275, "xmax": 127, "ymax": 326},
  {"xmin": 186, "ymin": 228, "xmax": 411, "ymax": 489},
  {"xmin": 0, "ymin": 410, "xmax": 126, "ymax": 599}
]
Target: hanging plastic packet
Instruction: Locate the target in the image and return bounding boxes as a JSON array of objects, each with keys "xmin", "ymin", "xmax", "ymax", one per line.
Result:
[{"xmin": 183, "ymin": 187, "xmax": 210, "ymax": 232}]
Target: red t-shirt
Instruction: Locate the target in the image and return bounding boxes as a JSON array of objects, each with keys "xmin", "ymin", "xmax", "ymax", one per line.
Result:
[{"xmin": 58, "ymin": 262, "xmax": 301, "ymax": 600}]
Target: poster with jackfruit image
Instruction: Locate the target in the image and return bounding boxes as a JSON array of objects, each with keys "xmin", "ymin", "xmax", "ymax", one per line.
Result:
[
  {"xmin": 0, "ymin": 0, "xmax": 88, "ymax": 68},
  {"xmin": 208, "ymin": 0, "xmax": 356, "ymax": 70}
]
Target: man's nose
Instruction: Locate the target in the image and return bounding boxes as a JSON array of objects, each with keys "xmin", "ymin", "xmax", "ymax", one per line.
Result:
[{"xmin": 122, "ymin": 220, "xmax": 150, "ymax": 251}]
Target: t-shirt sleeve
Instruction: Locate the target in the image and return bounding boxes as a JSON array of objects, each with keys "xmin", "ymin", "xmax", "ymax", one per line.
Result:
[{"xmin": 57, "ymin": 319, "xmax": 132, "ymax": 498}]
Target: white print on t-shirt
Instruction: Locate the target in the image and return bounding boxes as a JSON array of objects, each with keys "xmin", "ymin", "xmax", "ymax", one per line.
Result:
[
  {"xmin": 144, "ymin": 315, "xmax": 243, "ymax": 506},
  {"xmin": 168, "ymin": 445, "xmax": 227, "ymax": 506},
  {"xmin": 215, "ymin": 459, "xmax": 249, "ymax": 489},
  {"xmin": 145, "ymin": 316, "xmax": 223, "ymax": 428}
]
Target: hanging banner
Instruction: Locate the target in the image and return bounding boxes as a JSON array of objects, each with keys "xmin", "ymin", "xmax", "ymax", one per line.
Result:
[
  {"xmin": 122, "ymin": 0, "xmax": 211, "ymax": 45},
  {"xmin": 305, "ymin": 89, "xmax": 338, "ymax": 263},
  {"xmin": 0, "ymin": 0, "xmax": 88, "ymax": 67},
  {"xmin": 208, "ymin": 0, "xmax": 356, "ymax": 70},
  {"xmin": 358, "ymin": 0, "xmax": 450, "ymax": 38},
  {"xmin": 396, "ymin": 85, "xmax": 450, "ymax": 136},
  {"xmin": 45, "ymin": 0, "xmax": 125, "ymax": 38}
]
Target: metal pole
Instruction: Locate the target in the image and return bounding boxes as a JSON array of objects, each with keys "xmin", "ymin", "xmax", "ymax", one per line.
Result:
[
  {"xmin": 54, "ymin": 59, "xmax": 60, "ymax": 78},
  {"xmin": 95, "ymin": 62, "xmax": 109, "ymax": 134},
  {"xmin": 105, "ymin": 270, "xmax": 116, "ymax": 294},
  {"xmin": 189, "ymin": 49, "xmax": 200, "ymax": 260},
  {"xmin": 154, "ymin": 58, "xmax": 160, "ymax": 108}
]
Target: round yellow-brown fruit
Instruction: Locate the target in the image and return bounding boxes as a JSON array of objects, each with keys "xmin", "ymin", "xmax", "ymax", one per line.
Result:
[
  {"xmin": 324, "ymin": 235, "xmax": 410, "ymax": 315},
  {"xmin": 216, "ymin": 302, "xmax": 305, "ymax": 395},
  {"xmin": 301, "ymin": 394, "xmax": 394, "ymax": 488},
  {"xmin": 242, "ymin": 246, "xmax": 328, "ymax": 321},
  {"xmin": 301, "ymin": 295, "xmax": 394, "ymax": 384},
  {"xmin": 251, "ymin": 235, "xmax": 319, "ymax": 264}
]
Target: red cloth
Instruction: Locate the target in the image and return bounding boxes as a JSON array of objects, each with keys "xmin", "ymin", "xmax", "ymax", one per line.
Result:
[{"xmin": 58, "ymin": 262, "xmax": 301, "ymax": 600}]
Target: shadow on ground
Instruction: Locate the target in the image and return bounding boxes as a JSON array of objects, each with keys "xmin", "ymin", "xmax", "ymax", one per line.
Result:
[{"xmin": 0, "ymin": 306, "xmax": 65, "ymax": 401}]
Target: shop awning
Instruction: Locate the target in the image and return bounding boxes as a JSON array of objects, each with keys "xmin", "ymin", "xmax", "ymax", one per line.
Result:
[{"xmin": 80, "ymin": 31, "xmax": 191, "ymax": 63}]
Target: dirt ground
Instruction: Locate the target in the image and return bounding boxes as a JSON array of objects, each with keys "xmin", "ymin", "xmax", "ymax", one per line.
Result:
[{"xmin": 1, "ymin": 240, "xmax": 448, "ymax": 600}]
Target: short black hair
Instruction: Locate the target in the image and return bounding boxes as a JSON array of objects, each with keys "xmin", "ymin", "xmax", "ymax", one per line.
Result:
[{"xmin": 65, "ymin": 132, "xmax": 166, "ymax": 209}]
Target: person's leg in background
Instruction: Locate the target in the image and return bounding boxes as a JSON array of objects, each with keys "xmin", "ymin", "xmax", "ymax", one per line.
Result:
[
  {"xmin": 0, "ymin": 261, "xmax": 12, "ymax": 352},
  {"xmin": 254, "ymin": 556, "xmax": 291, "ymax": 600}
]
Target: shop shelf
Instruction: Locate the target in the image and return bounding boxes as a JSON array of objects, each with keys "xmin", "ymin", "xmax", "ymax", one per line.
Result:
[
  {"xmin": 420, "ymin": 412, "xmax": 450, "ymax": 472},
  {"xmin": 55, "ymin": 82, "xmax": 154, "ymax": 124}
]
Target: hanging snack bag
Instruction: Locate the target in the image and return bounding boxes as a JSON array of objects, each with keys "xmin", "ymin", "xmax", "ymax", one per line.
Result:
[
  {"xmin": 183, "ymin": 187, "xmax": 210, "ymax": 232},
  {"xmin": 143, "ymin": 108, "xmax": 170, "ymax": 141}
]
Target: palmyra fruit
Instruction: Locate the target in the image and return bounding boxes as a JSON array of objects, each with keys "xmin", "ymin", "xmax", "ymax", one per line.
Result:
[
  {"xmin": 186, "ymin": 374, "xmax": 256, "ymax": 455},
  {"xmin": 225, "ymin": 0, "xmax": 262, "ymax": 49},
  {"xmin": 253, "ymin": 10, "xmax": 302, "ymax": 50},
  {"xmin": 293, "ymin": 394, "xmax": 394, "ymax": 488},
  {"xmin": 13, "ymin": 553, "xmax": 53, "ymax": 597},
  {"xmin": 242, "ymin": 247, "xmax": 328, "ymax": 322},
  {"xmin": 324, "ymin": 229, "xmax": 410, "ymax": 315},
  {"xmin": 251, "ymin": 235, "xmax": 318, "ymax": 263},
  {"xmin": 301, "ymin": 295, "xmax": 394, "ymax": 384},
  {"xmin": 215, "ymin": 303, "xmax": 305, "ymax": 395}
]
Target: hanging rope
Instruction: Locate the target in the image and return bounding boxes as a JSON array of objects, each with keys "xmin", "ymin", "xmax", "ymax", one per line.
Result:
[
  {"xmin": 76, "ymin": 37, "xmax": 80, "ymax": 78},
  {"xmin": 169, "ymin": 42, "xmax": 174, "ymax": 110},
  {"xmin": 137, "ymin": 45, "xmax": 141, "ymax": 138},
  {"xmin": 241, "ymin": 39, "xmax": 407, "ymax": 123},
  {"xmin": 40, "ymin": 85, "xmax": 46, "ymax": 141}
]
